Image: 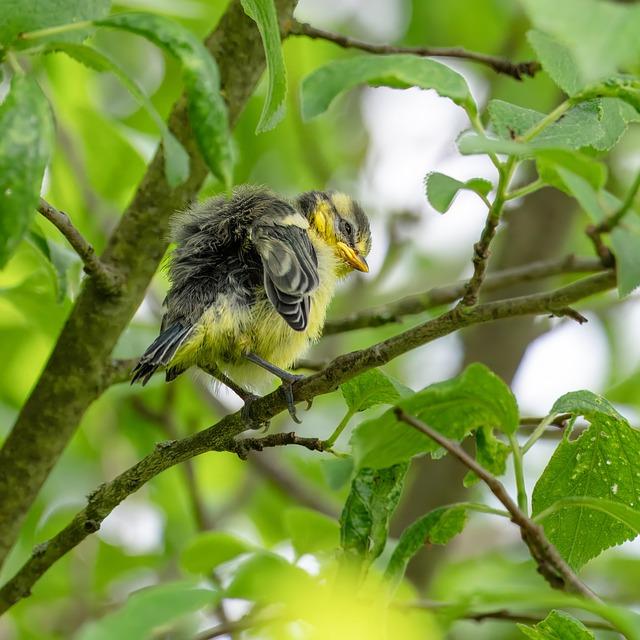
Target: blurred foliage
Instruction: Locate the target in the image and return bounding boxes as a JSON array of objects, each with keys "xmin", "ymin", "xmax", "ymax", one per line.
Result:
[{"xmin": 2, "ymin": 0, "xmax": 640, "ymax": 639}]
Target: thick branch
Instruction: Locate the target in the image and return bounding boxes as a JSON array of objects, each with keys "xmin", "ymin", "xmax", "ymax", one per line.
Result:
[
  {"xmin": 0, "ymin": 270, "xmax": 615, "ymax": 613},
  {"xmin": 0, "ymin": 0, "xmax": 299, "ymax": 568},
  {"xmin": 37, "ymin": 198, "xmax": 121, "ymax": 294},
  {"xmin": 324, "ymin": 255, "xmax": 602, "ymax": 334},
  {"xmin": 394, "ymin": 409, "xmax": 598, "ymax": 600},
  {"xmin": 287, "ymin": 20, "xmax": 541, "ymax": 81}
]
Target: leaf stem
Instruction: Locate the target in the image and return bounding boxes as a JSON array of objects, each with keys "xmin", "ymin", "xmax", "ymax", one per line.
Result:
[
  {"xmin": 505, "ymin": 178, "xmax": 544, "ymax": 201},
  {"xmin": 456, "ymin": 502, "xmax": 511, "ymax": 518},
  {"xmin": 520, "ymin": 101, "xmax": 570, "ymax": 142},
  {"xmin": 324, "ymin": 409, "xmax": 355, "ymax": 447},
  {"xmin": 509, "ymin": 434, "xmax": 528, "ymax": 515},
  {"xmin": 19, "ymin": 20, "xmax": 93, "ymax": 41},
  {"xmin": 522, "ymin": 413, "xmax": 558, "ymax": 454},
  {"xmin": 5, "ymin": 52, "xmax": 24, "ymax": 75}
]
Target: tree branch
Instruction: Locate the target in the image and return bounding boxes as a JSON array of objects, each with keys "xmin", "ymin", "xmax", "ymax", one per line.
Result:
[
  {"xmin": 0, "ymin": 0, "xmax": 300, "ymax": 568},
  {"xmin": 36, "ymin": 198, "xmax": 122, "ymax": 294},
  {"xmin": 0, "ymin": 270, "xmax": 615, "ymax": 613},
  {"xmin": 323, "ymin": 255, "xmax": 602, "ymax": 334},
  {"xmin": 394, "ymin": 409, "xmax": 599, "ymax": 600},
  {"xmin": 287, "ymin": 20, "xmax": 541, "ymax": 81}
]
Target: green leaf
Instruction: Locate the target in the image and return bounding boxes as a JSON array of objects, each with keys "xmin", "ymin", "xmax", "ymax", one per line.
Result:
[
  {"xmin": 322, "ymin": 456, "xmax": 354, "ymax": 491},
  {"xmin": 537, "ymin": 496, "xmax": 640, "ymax": 537},
  {"xmin": 555, "ymin": 167, "xmax": 607, "ymax": 222},
  {"xmin": 592, "ymin": 97, "xmax": 640, "ymax": 151},
  {"xmin": 521, "ymin": 0, "xmax": 640, "ymax": 86},
  {"xmin": 0, "ymin": 75, "xmax": 53, "ymax": 268},
  {"xmin": 532, "ymin": 390, "xmax": 640, "ymax": 569},
  {"xmin": 612, "ymin": 219, "xmax": 640, "ymax": 297},
  {"xmin": 464, "ymin": 426, "xmax": 510, "ymax": 487},
  {"xmin": 77, "ymin": 580, "xmax": 217, "ymax": 640},
  {"xmin": 340, "ymin": 369, "xmax": 409, "ymax": 413},
  {"xmin": 180, "ymin": 531, "xmax": 254, "ymax": 574},
  {"xmin": 46, "ymin": 41, "xmax": 189, "ymax": 187},
  {"xmin": 301, "ymin": 54, "xmax": 476, "ymax": 121},
  {"xmin": 225, "ymin": 552, "xmax": 314, "ymax": 602},
  {"xmin": 487, "ymin": 99, "xmax": 603, "ymax": 149},
  {"xmin": 518, "ymin": 610, "xmax": 595, "ymax": 640},
  {"xmin": 425, "ymin": 172, "xmax": 492, "ymax": 214},
  {"xmin": 350, "ymin": 363, "xmax": 518, "ymax": 470},
  {"xmin": 97, "ymin": 12, "xmax": 232, "ymax": 187},
  {"xmin": 240, "ymin": 0, "xmax": 286, "ymax": 133},
  {"xmin": 340, "ymin": 464, "xmax": 408, "ymax": 570},
  {"xmin": 536, "ymin": 149, "xmax": 607, "ymax": 193},
  {"xmin": 26, "ymin": 226, "xmax": 80, "ymax": 302},
  {"xmin": 284, "ymin": 507, "xmax": 340, "ymax": 556},
  {"xmin": 384, "ymin": 505, "xmax": 468, "ymax": 591},
  {"xmin": 527, "ymin": 30, "xmax": 582, "ymax": 96},
  {"xmin": 0, "ymin": 0, "xmax": 109, "ymax": 48},
  {"xmin": 573, "ymin": 77, "xmax": 640, "ymax": 115}
]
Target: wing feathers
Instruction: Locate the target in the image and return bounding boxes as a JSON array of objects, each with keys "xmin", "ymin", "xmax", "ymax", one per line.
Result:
[{"xmin": 252, "ymin": 212, "xmax": 319, "ymax": 331}]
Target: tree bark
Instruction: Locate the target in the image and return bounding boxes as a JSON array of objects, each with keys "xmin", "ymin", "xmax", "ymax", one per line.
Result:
[{"xmin": 0, "ymin": 0, "xmax": 298, "ymax": 567}]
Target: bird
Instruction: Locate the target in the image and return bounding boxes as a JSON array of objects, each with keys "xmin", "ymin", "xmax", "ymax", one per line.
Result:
[{"xmin": 131, "ymin": 185, "xmax": 371, "ymax": 422}]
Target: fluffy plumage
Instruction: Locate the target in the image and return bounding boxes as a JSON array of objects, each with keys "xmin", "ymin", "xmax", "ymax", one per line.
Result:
[{"xmin": 131, "ymin": 186, "xmax": 371, "ymax": 397}]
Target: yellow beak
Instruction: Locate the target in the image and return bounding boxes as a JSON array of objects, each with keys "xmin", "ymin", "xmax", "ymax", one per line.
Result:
[{"xmin": 336, "ymin": 242, "xmax": 369, "ymax": 273}]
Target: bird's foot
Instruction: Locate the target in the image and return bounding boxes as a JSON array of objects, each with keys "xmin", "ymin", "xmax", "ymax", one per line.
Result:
[
  {"xmin": 240, "ymin": 393, "xmax": 270, "ymax": 431},
  {"xmin": 278, "ymin": 372, "xmax": 305, "ymax": 424},
  {"xmin": 245, "ymin": 352, "xmax": 307, "ymax": 423}
]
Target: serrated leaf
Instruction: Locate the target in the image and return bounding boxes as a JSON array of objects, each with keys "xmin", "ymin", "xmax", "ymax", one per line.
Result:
[
  {"xmin": 240, "ymin": 0, "xmax": 286, "ymax": 132},
  {"xmin": 592, "ymin": 97, "xmax": 640, "ymax": 151},
  {"xmin": 301, "ymin": 54, "xmax": 476, "ymax": 121},
  {"xmin": 532, "ymin": 390, "xmax": 640, "ymax": 569},
  {"xmin": 384, "ymin": 505, "xmax": 468, "ymax": 591},
  {"xmin": 46, "ymin": 41, "xmax": 189, "ymax": 187},
  {"xmin": 340, "ymin": 369, "xmax": 409, "ymax": 413},
  {"xmin": 0, "ymin": 75, "xmax": 53, "ymax": 268},
  {"xmin": 350, "ymin": 363, "xmax": 518, "ymax": 470},
  {"xmin": 527, "ymin": 30, "xmax": 582, "ymax": 96},
  {"xmin": 487, "ymin": 99, "xmax": 603, "ymax": 149},
  {"xmin": 340, "ymin": 464, "xmax": 408, "ymax": 571},
  {"xmin": 425, "ymin": 172, "xmax": 492, "ymax": 214},
  {"xmin": 464, "ymin": 426, "xmax": 510, "ymax": 487},
  {"xmin": 98, "ymin": 12, "xmax": 232, "ymax": 187},
  {"xmin": 284, "ymin": 507, "xmax": 340, "ymax": 556},
  {"xmin": 537, "ymin": 497, "xmax": 640, "ymax": 537},
  {"xmin": 0, "ymin": 0, "xmax": 109, "ymax": 48},
  {"xmin": 612, "ymin": 225, "xmax": 640, "ymax": 297},
  {"xmin": 521, "ymin": 0, "xmax": 640, "ymax": 86},
  {"xmin": 77, "ymin": 580, "xmax": 217, "ymax": 640},
  {"xmin": 180, "ymin": 531, "xmax": 254, "ymax": 575},
  {"xmin": 518, "ymin": 610, "xmax": 595, "ymax": 640}
]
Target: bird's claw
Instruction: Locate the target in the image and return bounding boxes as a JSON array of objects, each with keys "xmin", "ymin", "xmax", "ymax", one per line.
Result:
[
  {"xmin": 281, "ymin": 374, "xmax": 304, "ymax": 424},
  {"xmin": 240, "ymin": 393, "xmax": 270, "ymax": 430}
]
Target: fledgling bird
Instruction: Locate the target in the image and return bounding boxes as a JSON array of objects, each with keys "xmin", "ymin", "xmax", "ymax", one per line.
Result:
[{"xmin": 131, "ymin": 186, "xmax": 371, "ymax": 421}]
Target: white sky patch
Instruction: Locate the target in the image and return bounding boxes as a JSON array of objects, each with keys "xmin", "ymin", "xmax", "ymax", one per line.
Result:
[
  {"xmin": 512, "ymin": 314, "xmax": 610, "ymax": 416},
  {"xmin": 100, "ymin": 500, "xmax": 165, "ymax": 555}
]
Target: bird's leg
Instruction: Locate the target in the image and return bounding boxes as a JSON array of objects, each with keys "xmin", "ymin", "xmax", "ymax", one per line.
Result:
[
  {"xmin": 200, "ymin": 364, "xmax": 258, "ymax": 403},
  {"xmin": 245, "ymin": 352, "xmax": 305, "ymax": 423}
]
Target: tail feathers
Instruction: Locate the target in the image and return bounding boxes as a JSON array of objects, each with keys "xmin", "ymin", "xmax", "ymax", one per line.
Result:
[{"xmin": 131, "ymin": 323, "xmax": 193, "ymax": 386}]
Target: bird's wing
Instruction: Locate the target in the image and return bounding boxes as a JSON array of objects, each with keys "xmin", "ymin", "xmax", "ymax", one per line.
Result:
[{"xmin": 251, "ymin": 212, "xmax": 319, "ymax": 331}]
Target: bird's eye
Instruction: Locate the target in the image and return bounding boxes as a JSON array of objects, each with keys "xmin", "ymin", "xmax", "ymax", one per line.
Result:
[{"xmin": 343, "ymin": 221, "xmax": 353, "ymax": 236}]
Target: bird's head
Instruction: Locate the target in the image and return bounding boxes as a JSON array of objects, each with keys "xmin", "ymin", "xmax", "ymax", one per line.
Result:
[{"xmin": 297, "ymin": 191, "xmax": 371, "ymax": 276}]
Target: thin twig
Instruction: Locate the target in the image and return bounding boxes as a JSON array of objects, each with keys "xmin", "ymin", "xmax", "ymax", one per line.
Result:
[
  {"xmin": 287, "ymin": 20, "xmax": 540, "ymax": 81},
  {"xmin": 0, "ymin": 270, "xmax": 615, "ymax": 613},
  {"xmin": 232, "ymin": 432, "xmax": 328, "ymax": 459},
  {"xmin": 324, "ymin": 255, "xmax": 602, "ymax": 335},
  {"xmin": 586, "ymin": 170, "xmax": 640, "ymax": 268},
  {"xmin": 394, "ymin": 409, "xmax": 599, "ymax": 600},
  {"xmin": 401, "ymin": 600, "xmax": 614, "ymax": 631},
  {"xmin": 37, "ymin": 198, "xmax": 122, "ymax": 294}
]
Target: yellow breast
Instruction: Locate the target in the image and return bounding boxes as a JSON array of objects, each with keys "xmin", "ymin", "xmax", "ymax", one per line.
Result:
[{"xmin": 172, "ymin": 231, "xmax": 340, "ymax": 390}]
